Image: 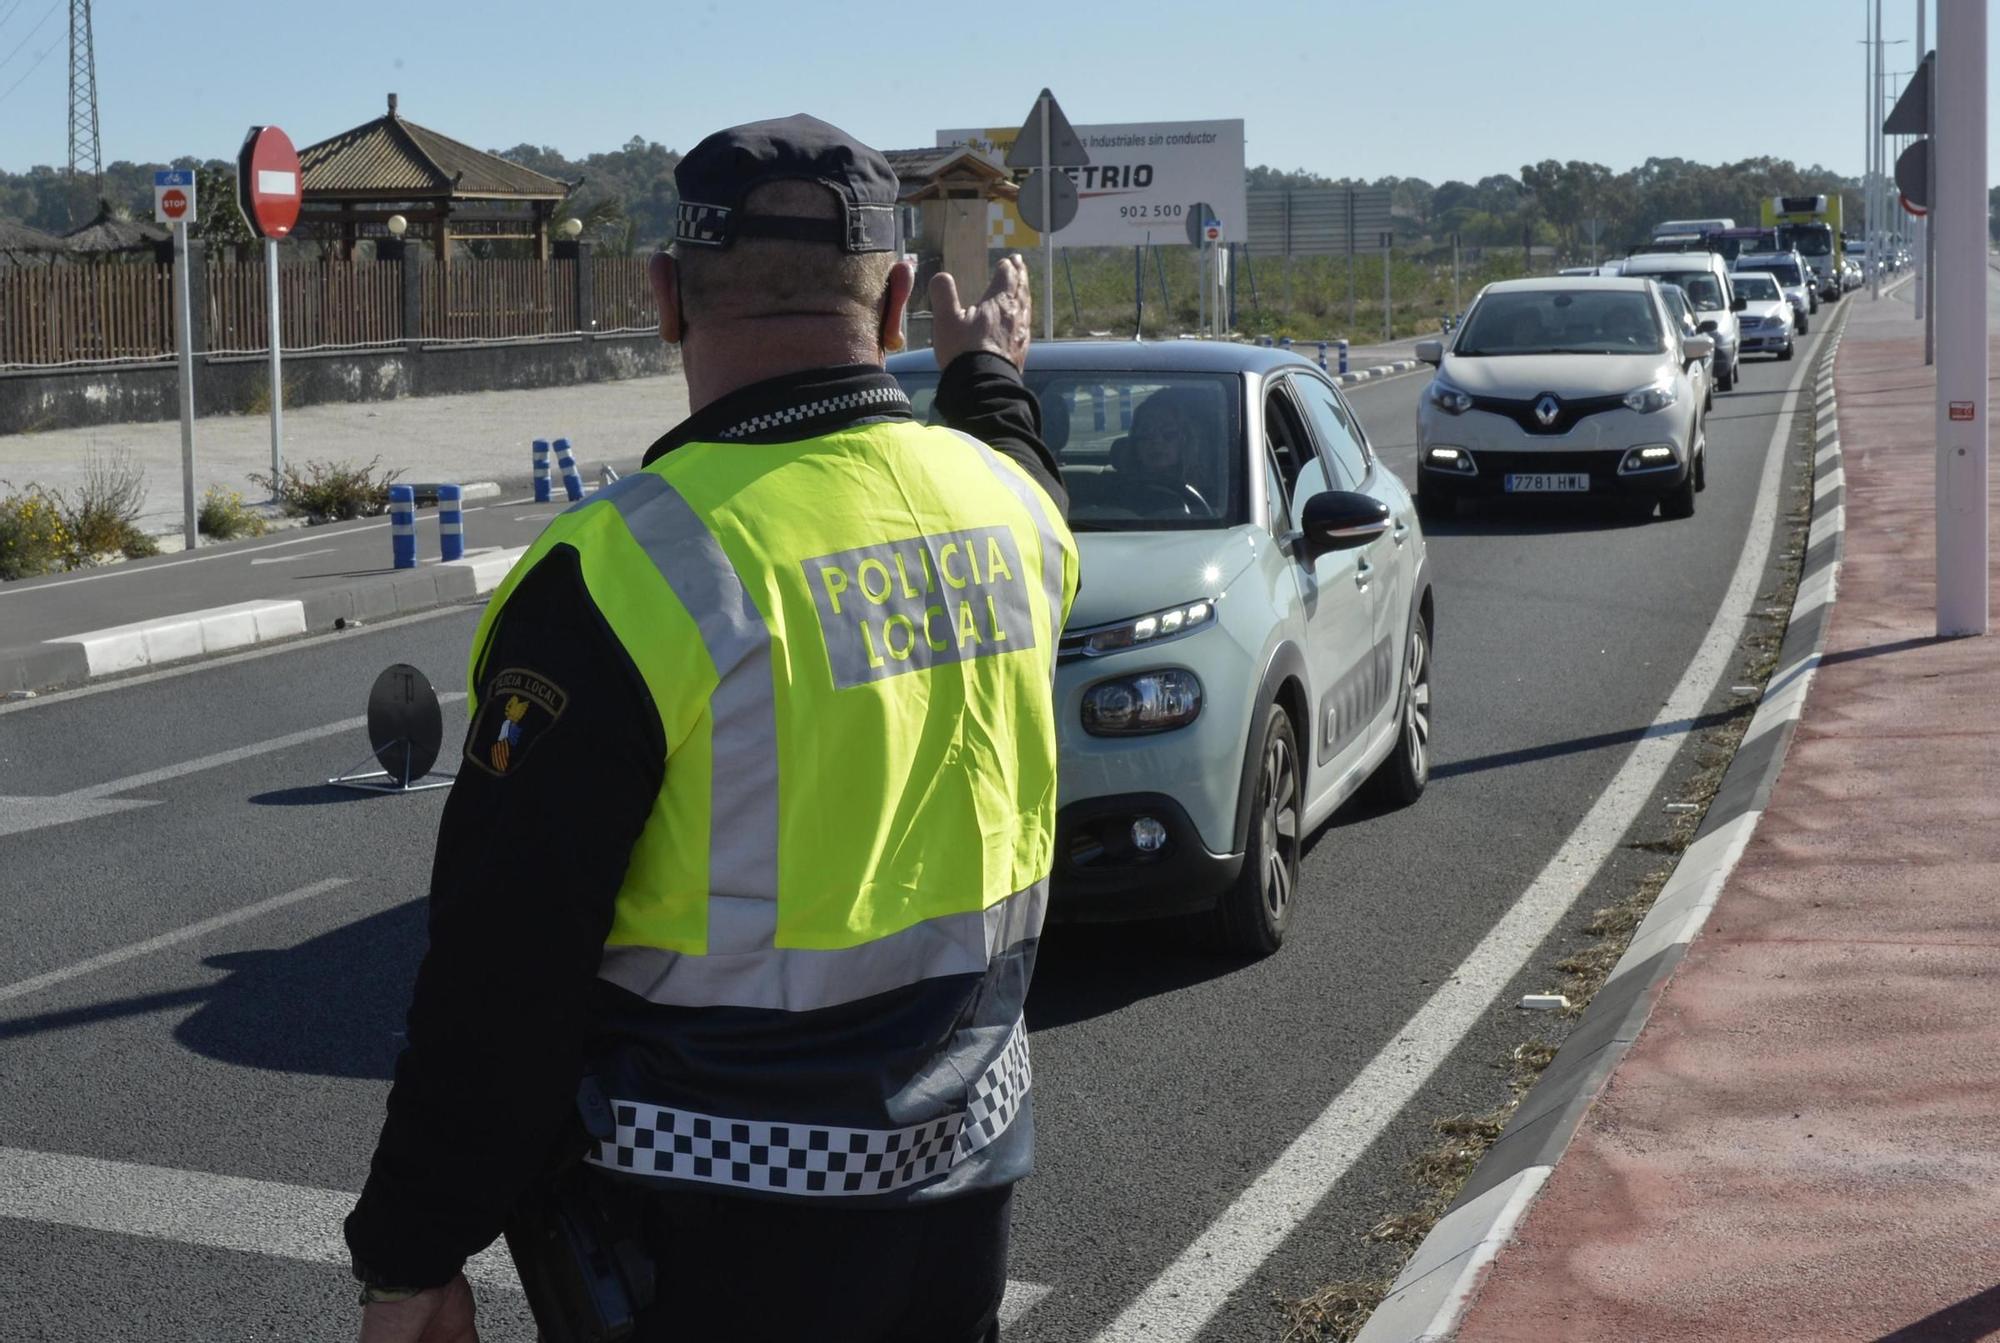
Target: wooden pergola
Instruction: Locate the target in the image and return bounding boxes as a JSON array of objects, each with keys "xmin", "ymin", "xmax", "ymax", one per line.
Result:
[{"xmin": 298, "ymin": 93, "xmax": 571, "ymax": 264}]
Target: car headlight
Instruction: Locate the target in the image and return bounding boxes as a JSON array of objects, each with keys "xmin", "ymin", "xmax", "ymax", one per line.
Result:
[
  {"xmin": 1074, "ymin": 599, "xmax": 1216, "ymax": 657},
  {"xmin": 1081, "ymin": 669, "xmax": 1204, "ymax": 736},
  {"xmin": 1622, "ymin": 380, "xmax": 1678, "ymax": 414},
  {"xmin": 1426, "ymin": 379, "xmax": 1473, "ymax": 415}
]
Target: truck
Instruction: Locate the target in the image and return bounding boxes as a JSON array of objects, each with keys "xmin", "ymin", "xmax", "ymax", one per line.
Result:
[{"xmin": 1761, "ymin": 195, "xmax": 1844, "ymax": 301}]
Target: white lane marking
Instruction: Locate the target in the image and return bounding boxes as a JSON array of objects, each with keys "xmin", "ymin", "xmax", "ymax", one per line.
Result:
[
  {"xmin": 248, "ymin": 548, "xmax": 338, "ymax": 566},
  {"xmin": 68, "ymin": 696, "xmax": 464, "ymax": 801},
  {"xmin": 0, "ymin": 878, "xmax": 351, "ymax": 1005},
  {"xmin": 1095, "ymin": 325, "xmax": 1820, "ymax": 1343},
  {"xmin": 0, "ymin": 1147, "xmax": 518, "ymax": 1292},
  {"xmin": 0, "ymin": 523, "xmax": 390, "ymax": 597},
  {"xmin": 0, "ymin": 698, "xmax": 471, "ymax": 839},
  {"xmin": 0, "ymin": 1147, "xmax": 1054, "ymax": 1318}
]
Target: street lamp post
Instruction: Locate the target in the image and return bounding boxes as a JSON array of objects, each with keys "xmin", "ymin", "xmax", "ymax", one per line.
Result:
[{"xmin": 1934, "ymin": 0, "xmax": 1987, "ymax": 636}]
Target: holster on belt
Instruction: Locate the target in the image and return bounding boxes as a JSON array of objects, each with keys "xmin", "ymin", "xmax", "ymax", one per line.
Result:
[{"xmin": 503, "ymin": 1078, "xmax": 658, "ymax": 1343}]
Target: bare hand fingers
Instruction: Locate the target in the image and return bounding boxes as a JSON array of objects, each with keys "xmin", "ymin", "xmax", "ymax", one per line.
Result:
[{"xmin": 929, "ymin": 272, "xmax": 965, "ymax": 321}]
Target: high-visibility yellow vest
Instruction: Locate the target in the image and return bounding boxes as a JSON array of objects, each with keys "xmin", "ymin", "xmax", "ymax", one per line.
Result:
[{"xmin": 470, "ymin": 420, "xmax": 1077, "ymax": 1017}]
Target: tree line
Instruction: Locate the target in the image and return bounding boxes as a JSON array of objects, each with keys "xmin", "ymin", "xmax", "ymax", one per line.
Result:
[{"xmin": 5, "ymin": 146, "xmax": 1994, "ymax": 259}]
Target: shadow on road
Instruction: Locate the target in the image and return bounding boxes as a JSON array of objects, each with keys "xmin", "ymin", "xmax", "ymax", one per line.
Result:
[
  {"xmin": 248, "ymin": 784, "xmax": 381, "ymax": 806},
  {"xmin": 0, "ymin": 901, "xmax": 426, "ymax": 1081},
  {"xmin": 1026, "ymin": 919, "xmax": 1245, "ymax": 1031},
  {"xmin": 1423, "ymin": 497, "xmax": 1660, "ymax": 537}
]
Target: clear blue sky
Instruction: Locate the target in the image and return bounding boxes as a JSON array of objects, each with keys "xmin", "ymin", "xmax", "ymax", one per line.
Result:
[{"xmin": 0, "ymin": 0, "xmax": 1989, "ymax": 183}]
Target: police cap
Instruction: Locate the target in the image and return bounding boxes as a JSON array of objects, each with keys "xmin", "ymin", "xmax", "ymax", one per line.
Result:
[{"xmin": 674, "ymin": 115, "xmax": 898, "ymax": 254}]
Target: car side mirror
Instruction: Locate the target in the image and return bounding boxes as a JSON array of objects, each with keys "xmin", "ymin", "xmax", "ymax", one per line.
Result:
[
  {"xmin": 1681, "ymin": 333, "xmax": 1715, "ymax": 362},
  {"xmin": 1730, "ymin": 296, "xmax": 1747, "ymax": 312},
  {"xmin": 1300, "ymin": 490, "xmax": 1391, "ymax": 561},
  {"xmin": 1697, "ymin": 319, "xmax": 1719, "ymax": 334},
  {"xmin": 1414, "ymin": 338, "xmax": 1444, "ymax": 366}
]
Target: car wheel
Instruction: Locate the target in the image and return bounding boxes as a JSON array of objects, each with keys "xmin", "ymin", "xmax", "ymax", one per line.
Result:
[
  {"xmin": 1716, "ymin": 361, "xmax": 1735, "ymax": 392},
  {"xmin": 1210, "ymin": 704, "xmax": 1300, "ymax": 957},
  {"xmin": 1661, "ymin": 465, "xmax": 1697, "ymax": 520},
  {"xmin": 1694, "ymin": 438, "xmax": 1707, "ymax": 492},
  {"xmin": 1798, "ymin": 314, "xmax": 1810, "ymax": 335},
  {"xmin": 1362, "ymin": 607, "xmax": 1432, "ymax": 808},
  {"xmin": 1779, "ymin": 341, "xmax": 1795, "ymax": 362}
]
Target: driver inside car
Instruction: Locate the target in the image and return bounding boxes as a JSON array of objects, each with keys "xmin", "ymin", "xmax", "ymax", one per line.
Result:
[{"xmin": 1112, "ymin": 387, "xmax": 1217, "ymax": 513}]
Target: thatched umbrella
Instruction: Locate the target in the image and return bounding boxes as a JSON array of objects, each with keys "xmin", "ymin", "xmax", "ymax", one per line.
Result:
[
  {"xmin": 63, "ymin": 204, "xmax": 170, "ymax": 256},
  {"xmin": 0, "ymin": 218, "xmax": 66, "ymax": 265}
]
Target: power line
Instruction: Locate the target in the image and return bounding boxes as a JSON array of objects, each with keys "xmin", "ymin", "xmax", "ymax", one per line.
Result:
[
  {"xmin": 0, "ymin": 0, "xmax": 59, "ymax": 75},
  {"xmin": 0, "ymin": 0, "xmax": 33, "ymax": 36},
  {"xmin": 0, "ymin": 37, "xmax": 55, "ymax": 106}
]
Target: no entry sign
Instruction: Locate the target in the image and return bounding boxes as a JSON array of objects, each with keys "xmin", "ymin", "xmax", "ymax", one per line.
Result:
[
  {"xmin": 154, "ymin": 169, "xmax": 196, "ymax": 225},
  {"xmin": 237, "ymin": 126, "xmax": 302, "ymax": 240}
]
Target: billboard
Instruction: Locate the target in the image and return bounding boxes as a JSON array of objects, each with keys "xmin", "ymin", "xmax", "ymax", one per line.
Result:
[{"xmin": 936, "ymin": 118, "xmax": 1246, "ymax": 249}]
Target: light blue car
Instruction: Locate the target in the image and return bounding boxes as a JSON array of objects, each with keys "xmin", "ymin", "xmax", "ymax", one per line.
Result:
[{"xmin": 890, "ymin": 343, "xmax": 1434, "ymax": 955}]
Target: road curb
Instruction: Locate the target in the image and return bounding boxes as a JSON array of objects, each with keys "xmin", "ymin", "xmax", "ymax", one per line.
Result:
[
  {"xmin": 1336, "ymin": 359, "xmax": 1422, "ymax": 387},
  {"xmin": 0, "ymin": 546, "xmax": 528, "ymax": 692},
  {"xmin": 1353, "ymin": 306, "xmax": 1853, "ymax": 1343}
]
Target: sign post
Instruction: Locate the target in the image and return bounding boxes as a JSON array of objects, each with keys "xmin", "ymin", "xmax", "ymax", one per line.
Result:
[
  {"xmin": 1933, "ymin": 0, "xmax": 1987, "ymax": 636},
  {"xmin": 236, "ymin": 126, "xmax": 303, "ymax": 489},
  {"xmin": 1007, "ymin": 90, "xmax": 1087, "ymax": 342},
  {"xmin": 155, "ymin": 170, "xmax": 199, "ymax": 550}
]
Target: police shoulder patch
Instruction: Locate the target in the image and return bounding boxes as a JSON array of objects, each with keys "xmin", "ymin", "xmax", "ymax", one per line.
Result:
[{"xmin": 466, "ymin": 667, "xmax": 569, "ymax": 777}]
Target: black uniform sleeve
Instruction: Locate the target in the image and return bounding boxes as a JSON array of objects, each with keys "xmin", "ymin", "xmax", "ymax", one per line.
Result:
[
  {"xmin": 345, "ymin": 545, "xmax": 665, "ymax": 1288},
  {"xmin": 934, "ymin": 351, "xmax": 1069, "ymax": 518}
]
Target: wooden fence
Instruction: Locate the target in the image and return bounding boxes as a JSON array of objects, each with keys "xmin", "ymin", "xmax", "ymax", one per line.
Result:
[
  {"xmin": 593, "ymin": 257, "xmax": 658, "ymax": 333},
  {"xmin": 207, "ymin": 260, "xmax": 404, "ymax": 354},
  {"xmin": 0, "ymin": 263, "xmax": 175, "ymax": 366},
  {"xmin": 422, "ymin": 259, "xmax": 578, "ymax": 341}
]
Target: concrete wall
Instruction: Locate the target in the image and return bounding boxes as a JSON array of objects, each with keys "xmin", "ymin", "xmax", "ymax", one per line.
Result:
[{"xmin": 0, "ymin": 334, "xmax": 678, "ymax": 438}]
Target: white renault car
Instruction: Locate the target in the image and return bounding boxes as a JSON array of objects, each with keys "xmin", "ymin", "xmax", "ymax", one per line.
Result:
[
  {"xmin": 1413, "ymin": 276, "xmax": 1715, "ymax": 521},
  {"xmin": 890, "ymin": 343, "xmax": 1435, "ymax": 956},
  {"xmin": 1732, "ymin": 249, "xmax": 1815, "ymax": 329}
]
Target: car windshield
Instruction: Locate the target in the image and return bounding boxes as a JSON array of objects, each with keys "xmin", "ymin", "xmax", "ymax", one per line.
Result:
[
  {"xmin": 1741, "ymin": 260, "xmax": 1803, "ymax": 285},
  {"xmin": 1634, "ymin": 271, "xmax": 1723, "ymax": 310},
  {"xmin": 1454, "ymin": 289, "xmax": 1666, "ymax": 355},
  {"xmin": 894, "ymin": 370, "xmax": 1245, "ymax": 533},
  {"xmin": 1781, "ymin": 225, "xmax": 1834, "ymax": 257},
  {"xmin": 1733, "ymin": 274, "xmax": 1781, "ymax": 301}
]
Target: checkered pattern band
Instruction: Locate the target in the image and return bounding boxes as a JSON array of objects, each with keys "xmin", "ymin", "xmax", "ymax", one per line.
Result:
[
  {"xmin": 589, "ymin": 1019, "xmax": 1030, "ymax": 1196},
  {"xmin": 715, "ymin": 386, "xmax": 911, "ymax": 440},
  {"xmin": 676, "ymin": 201, "xmax": 732, "ymax": 247}
]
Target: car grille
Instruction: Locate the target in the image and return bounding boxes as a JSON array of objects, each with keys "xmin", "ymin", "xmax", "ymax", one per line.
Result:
[{"xmin": 1466, "ymin": 392, "xmax": 1628, "ymax": 436}]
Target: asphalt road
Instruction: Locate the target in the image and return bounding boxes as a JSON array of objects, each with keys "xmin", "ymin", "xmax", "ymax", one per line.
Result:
[{"xmin": 0, "ymin": 306, "xmax": 1835, "ymax": 1341}]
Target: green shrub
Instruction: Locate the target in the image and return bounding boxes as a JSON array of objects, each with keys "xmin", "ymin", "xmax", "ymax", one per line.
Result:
[
  {"xmin": 250, "ymin": 456, "xmax": 404, "ymax": 524},
  {"xmin": 59, "ymin": 449, "xmax": 151, "ymax": 564},
  {"xmin": 198, "ymin": 485, "xmax": 271, "ymax": 541},
  {"xmin": 0, "ymin": 486, "xmax": 72, "ymax": 581}
]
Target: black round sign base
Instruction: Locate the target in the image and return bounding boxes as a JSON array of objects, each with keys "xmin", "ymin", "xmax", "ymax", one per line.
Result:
[{"xmin": 327, "ymin": 663, "xmax": 455, "ymax": 794}]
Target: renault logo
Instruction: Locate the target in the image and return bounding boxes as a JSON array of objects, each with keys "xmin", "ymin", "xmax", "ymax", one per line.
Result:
[{"xmin": 1533, "ymin": 394, "xmax": 1561, "ymax": 427}]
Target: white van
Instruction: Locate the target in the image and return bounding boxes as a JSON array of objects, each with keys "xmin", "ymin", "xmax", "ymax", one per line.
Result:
[{"xmin": 1621, "ymin": 251, "xmax": 1741, "ymax": 391}]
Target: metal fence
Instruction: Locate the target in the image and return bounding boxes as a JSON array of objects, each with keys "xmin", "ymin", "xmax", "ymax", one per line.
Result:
[
  {"xmin": 2, "ymin": 253, "xmax": 659, "ymax": 367},
  {"xmin": 0, "ymin": 263, "xmax": 176, "ymax": 366}
]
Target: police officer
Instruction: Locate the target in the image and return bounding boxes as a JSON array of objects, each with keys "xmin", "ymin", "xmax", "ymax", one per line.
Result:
[{"xmin": 344, "ymin": 115, "xmax": 1076, "ymax": 1343}]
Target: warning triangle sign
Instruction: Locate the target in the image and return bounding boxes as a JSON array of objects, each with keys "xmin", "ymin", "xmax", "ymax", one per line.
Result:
[{"xmin": 1006, "ymin": 89, "xmax": 1089, "ymax": 169}]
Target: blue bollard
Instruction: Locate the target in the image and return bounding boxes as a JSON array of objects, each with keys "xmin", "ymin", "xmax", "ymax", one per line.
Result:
[
  {"xmin": 390, "ymin": 484, "xmax": 417, "ymax": 570},
  {"xmin": 1279, "ymin": 336, "xmax": 1294, "ymax": 355},
  {"xmin": 438, "ymin": 483, "xmax": 464, "ymax": 562},
  {"xmin": 555, "ymin": 437, "xmax": 583, "ymax": 503},
  {"xmin": 532, "ymin": 439, "xmax": 552, "ymax": 503},
  {"xmin": 1337, "ymin": 339, "xmax": 1350, "ymax": 374},
  {"xmin": 1316, "ymin": 341, "xmax": 1328, "ymax": 371}
]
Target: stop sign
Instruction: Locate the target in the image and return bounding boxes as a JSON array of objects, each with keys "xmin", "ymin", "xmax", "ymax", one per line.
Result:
[
  {"xmin": 237, "ymin": 125, "xmax": 302, "ymax": 240},
  {"xmin": 160, "ymin": 189, "xmax": 188, "ymax": 221}
]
